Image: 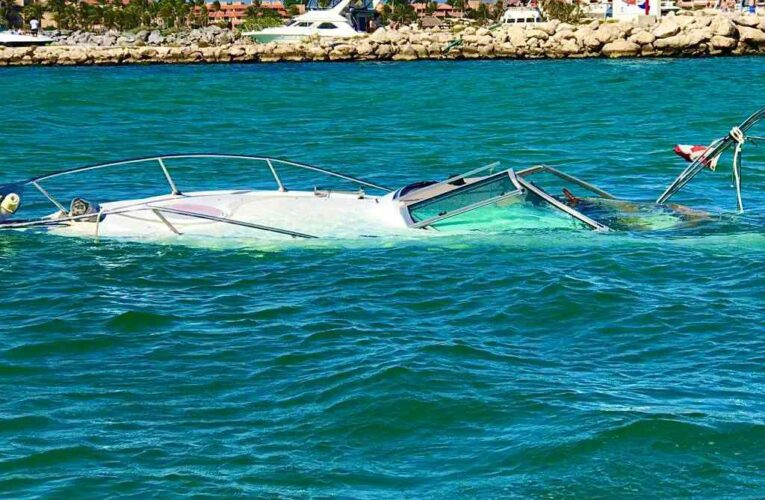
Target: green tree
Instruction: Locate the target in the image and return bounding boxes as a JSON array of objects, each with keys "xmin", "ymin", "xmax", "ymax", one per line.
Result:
[
  {"xmin": 46, "ymin": 0, "xmax": 69, "ymax": 28},
  {"xmin": 492, "ymin": 0, "xmax": 503, "ymax": 20},
  {"xmin": 0, "ymin": 0, "xmax": 21, "ymax": 29},
  {"xmin": 74, "ymin": 1, "xmax": 98, "ymax": 30},
  {"xmin": 241, "ymin": 3, "xmax": 282, "ymax": 31},
  {"xmin": 540, "ymin": 0, "xmax": 584, "ymax": 23},
  {"xmin": 22, "ymin": 0, "xmax": 46, "ymax": 27},
  {"xmin": 284, "ymin": 0, "xmax": 305, "ymax": 16},
  {"xmin": 193, "ymin": 0, "xmax": 208, "ymax": 27},
  {"xmin": 381, "ymin": 0, "xmax": 416, "ymax": 24},
  {"xmin": 467, "ymin": 1, "xmax": 490, "ymax": 21}
]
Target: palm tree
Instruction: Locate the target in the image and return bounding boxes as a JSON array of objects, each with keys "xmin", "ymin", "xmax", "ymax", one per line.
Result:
[
  {"xmin": 157, "ymin": 0, "xmax": 174, "ymax": 27},
  {"xmin": 473, "ymin": 1, "xmax": 490, "ymax": 20},
  {"xmin": 134, "ymin": 0, "xmax": 154, "ymax": 28},
  {"xmin": 176, "ymin": 0, "xmax": 192, "ymax": 28},
  {"xmin": 22, "ymin": 0, "xmax": 46, "ymax": 28},
  {"xmin": 207, "ymin": 0, "xmax": 220, "ymax": 26},
  {"xmin": 242, "ymin": 2, "xmax": 282, "ymax": 30},
  {"xmin": 75, "ymin": 1, "xmax": 99, "ymax": 30},
  {"xmin": 492, "ymin": 0, "xmax": 503, "ymax": 20},
  {"xmin": 192, "ymin": 0, "xmax": 207, "ymax": 27},
  {"xmin": 0, "ymin": 0, "xmax": 21, "ymax": 29},
  {"xmin": 46, "ymin": 0, "xmax": 68, "ymax": 27}
]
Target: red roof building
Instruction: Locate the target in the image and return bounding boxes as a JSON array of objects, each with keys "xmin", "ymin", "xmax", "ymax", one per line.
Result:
[
  {"xmin": 197, "ymin": 1, "xmax": 291, "ymax": 26},
  {"xmin": 409, "ymin": 2, "xmax": 468, "ymax": 18}
]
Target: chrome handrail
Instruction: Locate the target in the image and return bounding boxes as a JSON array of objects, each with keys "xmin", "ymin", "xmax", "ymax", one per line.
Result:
[
  {"xmin": 656, "ymin": 107, "xmax": 765, "ymax": 206},
  {"xmin": 3, "ymin": 153, "xmax": 393, "ymax": 215},
  {"xmin": 20, "ymin": 154, "xmax": 392, "ymax": 192},
  {"xmin": 516, "ymin": 164, "xmax": 617, "ymax": 199}
]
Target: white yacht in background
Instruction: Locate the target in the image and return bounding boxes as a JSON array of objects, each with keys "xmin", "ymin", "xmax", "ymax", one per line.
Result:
[
  {"xmin": 501, "ymin": 6, "xmax": 543, "ymax": 24},
  {"xmin": 582, "ymin": 0, "xmax": 678, "ymax": 19},
  {"xmin": 0, "ymin": 28, "xmax": 53, "ymax": 46},
  {"xmin": 244, "ymin": 0, "xmax": 364, "ymax": 43},
  {"xmin": 582, "ymin": 0, "xmax": 610, "ymax": 18},
  {"xmin": 661, "ymin": 0, "xmax": 680, "ymax": 13}
]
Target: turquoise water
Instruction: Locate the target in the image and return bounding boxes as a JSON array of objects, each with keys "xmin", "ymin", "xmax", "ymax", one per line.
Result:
[{"xmin": 2, "ymin": 59, "xmax": 765, "ymax": 497}]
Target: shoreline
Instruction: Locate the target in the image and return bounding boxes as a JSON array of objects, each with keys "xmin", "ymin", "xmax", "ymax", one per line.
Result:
[{"xmin": 2, "ymin": 12, "xmax": 764, "ymax": 66}]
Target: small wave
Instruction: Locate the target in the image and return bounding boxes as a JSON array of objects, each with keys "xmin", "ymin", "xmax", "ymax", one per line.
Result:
[
  {"xmin": 0, "ymin": 415, "xmax": 55, "ymax": 433},
  {"xmin": 0, "ymin": 445, "xmax": 110, "ymax": 473},
  {"xmin": 106, "ymin": 310, "xmax": 177, "ymax": 332},
  {"xmin": 3, "ymin": 336, "xmax": 119, "ymax": 359}
]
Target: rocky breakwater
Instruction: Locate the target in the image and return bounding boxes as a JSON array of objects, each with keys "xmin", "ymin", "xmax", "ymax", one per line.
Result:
[
  {"xmin": 51, "ymin": 25, "xmax": 241, "ymax": 48},
  {"xmin": 1, "ymin": 12, "xmax": 765, "ymax": 66}
]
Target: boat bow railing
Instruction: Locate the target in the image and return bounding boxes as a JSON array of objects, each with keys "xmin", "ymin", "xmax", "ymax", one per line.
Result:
[{"xmin": 7, "ymin": 153, "xmax": 393, "ymax": 213}]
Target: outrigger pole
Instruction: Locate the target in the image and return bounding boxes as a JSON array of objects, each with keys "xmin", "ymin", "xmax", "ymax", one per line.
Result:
[{"xmin": 657, "ymin": 107, "xmax": 765, "ymax": 212}]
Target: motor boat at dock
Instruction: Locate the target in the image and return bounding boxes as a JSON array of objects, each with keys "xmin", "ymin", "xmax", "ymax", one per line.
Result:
[
  {"xmin": 243, "ymin": 0, "xmax": 372, "ymax": 44},
  {"xmin": 0, "ymin": 28, "xmax": 53, "ymax": 46},
  {"xmin": 500, "ymin": 6, "xmax": 543, "ymax": 24}
]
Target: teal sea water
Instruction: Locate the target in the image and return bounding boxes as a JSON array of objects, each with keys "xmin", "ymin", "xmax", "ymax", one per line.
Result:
[{"xmin": 1, "ymin": 59, "xmax": 764, "ymax": 497}]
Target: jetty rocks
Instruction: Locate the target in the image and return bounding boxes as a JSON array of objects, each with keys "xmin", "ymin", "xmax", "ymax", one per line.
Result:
[{"xmin": 2, "ymin": 11, "xmax": 765, "ymax": 66}]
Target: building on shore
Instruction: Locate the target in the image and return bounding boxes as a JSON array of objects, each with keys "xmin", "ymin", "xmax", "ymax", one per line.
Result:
[
  {"xmin": 195, "ymin": 1, "xmax": 297, "ymax": 27},
  {"xmin": 411, "ymin": 2, "xmax": 464, "ymax": 19}
]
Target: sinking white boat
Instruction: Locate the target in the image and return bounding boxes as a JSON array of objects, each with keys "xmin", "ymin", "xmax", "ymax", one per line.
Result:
[
  {"xmin": 0, "ymin": 28, "xmax": 53, "ymax": 46},
  {"xmin": 243, "ymin": 0, "xmax": 363, "ymax": 44},
  {"xmin": 1, "ymin": 108, "xmax": 762, "ymax": 243}
]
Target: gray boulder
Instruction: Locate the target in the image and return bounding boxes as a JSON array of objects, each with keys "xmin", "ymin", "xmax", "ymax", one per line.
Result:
[
  {"xmin": 602, "ymin": 39, "xmax": 640, "ymax": 57},
  {"xmin": 147, "ymin": 30, "xmax": 164, "ymax": 45},
  {"xmin": 710, "ymin": 34, "xmax": 737, "ymax": 49},
  {"xmin": 653, "ymin": 19, "xmax": 680, "ymax": 39},
  {"xmin": 738, "ymin": 26, "xmax": 765, "ymax": 44}
]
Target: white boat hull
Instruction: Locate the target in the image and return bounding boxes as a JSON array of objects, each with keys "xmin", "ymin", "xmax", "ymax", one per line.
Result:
[
  {"xmin": 243, "ymin": 0, "xmax": 364, "ymax": 44},
  {"xmin": 48, "ymin": 190, "xmax": 411, "ymax": 241},
  {"xmin": 0, "ymin": 33, "xmax": 53, "ymax": 46},
  {"xmin": 246, "ymin": 31, "xmax": 362, "ymax": 44}
]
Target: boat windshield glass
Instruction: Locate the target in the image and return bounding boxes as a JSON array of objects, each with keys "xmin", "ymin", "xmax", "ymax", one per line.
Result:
[
  {"xmin": 407, "ymin": 171, "xmax": 520, "ymax": 228},
  {"xmin": 514, "ymin": 166, "xmax": 699, "ymax": 231}
]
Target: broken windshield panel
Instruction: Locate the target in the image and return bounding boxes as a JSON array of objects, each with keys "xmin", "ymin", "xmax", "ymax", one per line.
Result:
[{"xmin": 407, "ymin": 171, "xmax": 520, "ymax": 228}]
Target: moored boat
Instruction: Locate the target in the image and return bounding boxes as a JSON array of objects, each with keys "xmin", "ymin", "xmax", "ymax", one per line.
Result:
[
  {"xmin": 243, "ymin": 0, "xmax": 366, "ymax": 44},
  {"xmin": 501, "ymin": 6, "xmax": 543, "ymax": 24},
  {"xmin": 0, "ymin": 28, "xmax": 53, "ymax": 46}
]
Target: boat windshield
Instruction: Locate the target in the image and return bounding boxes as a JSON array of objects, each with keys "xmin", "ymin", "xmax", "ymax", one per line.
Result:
[
  {"xmin": 405, "ymin": 169, "xmax": 524, "ymax": 229},
  {"xmin": 513, "ymin": 165, "xmax": 706, "ymax": 231}
]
